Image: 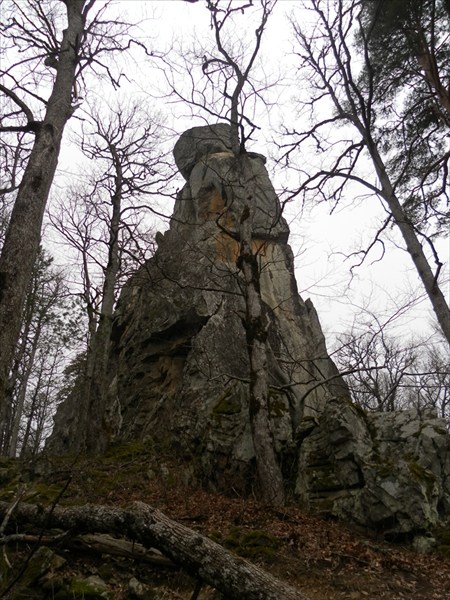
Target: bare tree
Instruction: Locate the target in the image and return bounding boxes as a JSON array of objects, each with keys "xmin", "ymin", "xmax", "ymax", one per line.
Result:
[
  {"xmin": 408, "ymin": 344, "xmax": 450, "ymax": 419},
  {"xmin": 49, "ymin": 100, "xmax": 165, "ymax": 452},
  {"xmin": 19, "ymin": 336, "xmax": 70, "ymax": 457},
  {"xmin": 282, "ymin": 0, "xmax": 450, "ymax": 343},
  {"xmin": 0, "ymin": 248, "xmax": 82, "ymax": 456},
  {"xmin": 0, "ymin": 0, "xmax": 140, "ymax": 441},
  {"xmin": 334, "ymin": 316, "xmax": 450, "ymax": 419},
  {"xmin": 174, "ymin": 0, "xmax": 285, "ymax": 505},
  {"xmin": 163, "ymin": 0, "xmax": 281, "ymax": 149},
  {"xmin": 237, "ymin": 185, "xmax": 285, "ymax": 506}
]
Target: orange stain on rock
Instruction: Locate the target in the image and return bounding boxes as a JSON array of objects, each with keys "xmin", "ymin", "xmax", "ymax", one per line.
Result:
[{"xmin": 200, "ymin": 190, "xmax": 271, "ymax": 264}]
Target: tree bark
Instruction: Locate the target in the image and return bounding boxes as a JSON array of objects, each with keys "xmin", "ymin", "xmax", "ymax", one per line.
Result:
[
  {"xmin": 83, "ymin": 145, "xmax": 122, "ymax": 453},
  {"xmin": 293, "ymin": 2, "xmax": 450, "ymax": 345},
  {"xmin": 0, "ymin": 500, "xmax": 309, "ymax": 600},
  {"xmin": 366, "ymin": 140, "xmax": 450, "ymax": 344},
  {"xmin": 238, "ymin": 174, "xmax": 285, "ymax": 507},
  {"xmin": 0, "ymin": 1, "xmax": 87, "ymax": 436},
  {"xmin": 63, "ymin": 533, "xmax": 176, "ymax": 567},
  {"xmin": 8, "ymin": 319, "xmax": 42, "ymax": 457}
]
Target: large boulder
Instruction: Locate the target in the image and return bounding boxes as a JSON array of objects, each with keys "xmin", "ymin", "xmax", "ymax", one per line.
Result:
[
  {"xmin": 296, "ymin": 398, "xmax": 450, "ymax": 540},
  {"xmin": 98, "ymin": 124, "xmax": 346, "ymax": 491},
  {"xmin": 173, "ymin": 123, "xmax": 234, "ymax": 179}
]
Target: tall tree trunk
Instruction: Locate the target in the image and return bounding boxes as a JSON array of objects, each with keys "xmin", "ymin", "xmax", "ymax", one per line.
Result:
[
  {"xmin": 0, "ymin": 1, "xmax": 86, "ymax": 436},
  {"xmin": 415, "ymin": 38, "xmax": 450, "ymax": 120},
  {"xmin": 86, "ymin": 178, "xmax": 122, "ymax": 452},
  {"xmin": 84, "ymin": 146, "xmax": 122, "ymax": 452},
  {"xmin": 8, "ymin": 319, "xmax": 43, "ymax": 457},
  {"xmin": 238, "ymin": 176, "xmax": 285, "ymax": 507},
  {"xmin": 19, "ymin": 368, "xmax": 44, "ymax": 456},
  {"xmin": 367, "ymin": 140, "xmax": 450, "ymax": 344}
]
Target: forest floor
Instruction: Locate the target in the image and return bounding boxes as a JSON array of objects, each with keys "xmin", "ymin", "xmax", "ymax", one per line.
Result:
[{"xmin": 1, "ymin": 442, "xmax": 449, "ymax": 599}]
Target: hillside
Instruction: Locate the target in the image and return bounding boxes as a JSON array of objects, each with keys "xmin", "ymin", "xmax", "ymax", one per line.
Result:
[{"xmin": 0, "ymin": 443, "xmax": 449, "ymax": 599}]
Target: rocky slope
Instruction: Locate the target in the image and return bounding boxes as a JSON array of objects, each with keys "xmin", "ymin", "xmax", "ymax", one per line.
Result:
[
  {"xmin": 48, "ymin": 124, "xmax": 450, "ymax": 541},
  {"xmin": 1, "ymin": 446, "xmax": 450, "ymax": 599}
]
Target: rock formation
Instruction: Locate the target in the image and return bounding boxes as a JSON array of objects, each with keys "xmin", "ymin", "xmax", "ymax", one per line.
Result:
[
  {"xmin": 48, "ymin": 124, "xmax": 450, "ymax": 541},
  {"xmin": 103, "ymin": 124, "xmax": 346, "ymax": 489},
  {"xmin": 296, "ymin": 400, "xmax": 450, "ymax": 540}
]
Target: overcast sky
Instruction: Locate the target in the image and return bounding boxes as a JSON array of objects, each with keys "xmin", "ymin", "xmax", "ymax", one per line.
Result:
[{"xmin": 54, "ymin": 0, "xmax": 449, "ymax": 347}]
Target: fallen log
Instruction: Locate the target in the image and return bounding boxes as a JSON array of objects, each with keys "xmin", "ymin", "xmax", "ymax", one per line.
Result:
[
  {"xmin": 0, "ymin": 500, "xmax": 310, "ymax": 600},
  {"xmin": 67, "ymin": 533, "xmax": 176, "ymax": 567},
  {"xmin": 0, "ymin": 530, "xmax": 176, "ymax": 568}
]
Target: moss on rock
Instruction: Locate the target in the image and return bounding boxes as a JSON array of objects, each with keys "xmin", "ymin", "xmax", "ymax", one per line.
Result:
[
  {"xmin": 213, "ymin": 388, "xmax": 241, "ymax": 416},
  {"xmin": 222, "ymin": 527, "xmax": 280, "ymax": 560},
  {"xmin": 55, "ymin": 575, "xmax": 112, "ymax": 599},
  {"xmin": 407, "ymin": 461, "xmax": 436, "ymax": 498}
]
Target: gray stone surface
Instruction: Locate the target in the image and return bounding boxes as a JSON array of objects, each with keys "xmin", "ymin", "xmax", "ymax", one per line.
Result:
[
  {"xmin": 49, "ymin": 123, "xmax": 450, "ymax": 540},
  {"xmin": 296, "ymin": 398, "xmax": 450, "ymax": 539},
  {"xmin": 128, "ymin": 577, "xmax": 152, "ymax": 599},
  {"xmin": 101, "ymin": 124, "xmax": 346, "ymax": 493},
  {"xmin": 173, "ymin": 123, "xmax": 234, "ymax": 179}
]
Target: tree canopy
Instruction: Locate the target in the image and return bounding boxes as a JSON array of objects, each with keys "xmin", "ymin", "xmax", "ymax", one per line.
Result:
[
  {"xmin": 359, "ymin": 0, "xmax": 450, "ymax": 234},
  {"xmin": 0, "ymin": 0, "xmax": 448, "ymax": 457}
]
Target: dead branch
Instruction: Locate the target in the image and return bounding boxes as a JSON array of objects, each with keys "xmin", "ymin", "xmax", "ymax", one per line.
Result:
[{"xmin": 0, "ymin": 500, "xmax": 310, "ymax": 600}]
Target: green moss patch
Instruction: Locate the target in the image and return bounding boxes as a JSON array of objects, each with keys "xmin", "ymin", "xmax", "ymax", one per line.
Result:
[
  {"xmin": 374, "ymin": 460, "xmax": 396, "ymax": 479},
  {"xmin": 433, "ymin": 520, "xmax": 450, "ymax": 557},
  {"xmin": 407, "ymin": 461, "xmax": 436, "ymax": 497},
  {"xmin": 55, "ymin": 576, "xmax": 112, "ymax": 599},
  {"xmin": 213, "ymin": 388, "xmax": 241, "ymax": 416},
  {"xmin": 222, "ymin": 527, "xmax": 280, "ymax": 560},
  {"xmin": 103, "ymin": 440, "xmax": 149, "ymax": 461}
]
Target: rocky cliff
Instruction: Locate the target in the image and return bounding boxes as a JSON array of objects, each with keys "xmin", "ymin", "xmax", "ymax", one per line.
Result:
[
  {"xmin": 104, "ymin": 123, "xmax": 346, "ymax": 491},
  {"xmin": 48, "ymin": 124, "xmax": 450, "ymax": 541}
]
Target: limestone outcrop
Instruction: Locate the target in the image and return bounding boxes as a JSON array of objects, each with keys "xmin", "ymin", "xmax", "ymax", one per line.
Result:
[
  {"xmin": 48, "ymin": 124, "xmax": 450, "ymax": 541},
  {"xmin": 296, "ymin": 399, "xmax": 450, "ymax": 540},
  {"xmin": 104, "ymin": 124, "xmax": 345, "ymax": 492}
]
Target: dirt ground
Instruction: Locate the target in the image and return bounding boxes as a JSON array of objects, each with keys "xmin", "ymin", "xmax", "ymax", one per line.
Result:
[{"xmin": 1, "ymin": 445, "xmax": 449, "ymax": 599}]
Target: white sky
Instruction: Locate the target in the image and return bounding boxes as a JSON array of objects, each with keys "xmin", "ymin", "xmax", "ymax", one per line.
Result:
[{"xmin": 55, "ymin": 0, "xmax": 449, "ymax": 347}]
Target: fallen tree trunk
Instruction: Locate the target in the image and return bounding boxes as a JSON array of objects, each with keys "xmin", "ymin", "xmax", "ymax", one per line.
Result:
[
  {"xmin": 0, "ymin": 500, "xmax": 310, "ymax": 600},
  {"xmin": 0, "ymin": 531, "xmax": 176, "ymax": 568},
  {"xmin": 68, "ymin": 533, "xmax": 176, "ymax": 567}
]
